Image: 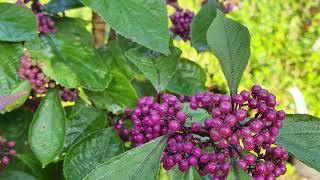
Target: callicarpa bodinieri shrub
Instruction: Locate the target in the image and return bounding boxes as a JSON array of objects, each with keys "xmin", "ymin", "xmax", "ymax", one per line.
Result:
[
  {"xmin": 115, "ymin": 85, "xmax": 287, "ymax": 179},
  {"xmin": 0, "ymin": 0, "xmax": 319, "ymax": 180}
]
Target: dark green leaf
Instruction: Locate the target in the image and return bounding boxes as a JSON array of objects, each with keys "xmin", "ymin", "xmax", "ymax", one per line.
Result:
[
  {"xmin": 65, "ymin": 100, "xmax": 106, "ymax": 149},
  {"xmin": 207, "ymin": 10, "xmax": 251, "ymax": 94},
  {"xmin": 190, "ymin": 0, "xmax": 218, "ymax": 52},
  {"xmin": 276, "ymin": 114, "xmax": 320, "ymax": 172},
  {"xmin": 80, "ymin": 0, "xmax": 170, "ymax": 55},
  {"xmin": 52, "ymin": 17, "xmax": 93, "ymax": 46},
  {"xmin": 167, "ymin": 58, "xmax": 207, "ymax": 96},
  {"xmin": 26, "ymin": 19, "xmax": 110, "ymax": 91},
  {"xmin": 132, "ymin": 79, "xmax": 158, "ymax": 97},
  {"xmin": 63, "ymin": 128, "xmax": 124, "ymax": 180},
  {"xmin": 0, "ymin": 108, "xmax": 33, "ymax": 153},
  {"xmin": 97, "ymin": 41, "xmax": 133, "ymax": 79},
  {"xmin": 16, "ymin": 153, "xmax": 46, "ymax": 180},
  {"xmin": 182, "ymin": 103, "xmax": 211, "ymax": 126},
  {"xmin": 43, "ymin": 0, "xmax": 82, "ymax": 13},
  {"xmin": 86, "ymin": 71, "xmax": 138, "ymax": 114},
  {"xmin": 0, "ymin": 42, "xmax": 23, "ymax": 96},
  {"xmin": 84, "ymin": 136, "xmax": 167, "ymax": 180},
  {"xmin": 29, "ymin": 90, "xmax": 66, "ymax": 167},
  {"xmin": 125, "ymin": 46, "xmax": 181, "ymax": 93},
  {"xmin": 0, "ymin": 3, "xmax": 37, "ymax": 42},
  {"xmin": 0, "ymin": 171, "xmax": 36, "ymax": 180}
]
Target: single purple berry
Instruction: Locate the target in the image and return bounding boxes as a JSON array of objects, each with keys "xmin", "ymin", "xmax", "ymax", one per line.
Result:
[{"xmin": 169, "ymin": 120, "xmax": 181, "ymax": 132}]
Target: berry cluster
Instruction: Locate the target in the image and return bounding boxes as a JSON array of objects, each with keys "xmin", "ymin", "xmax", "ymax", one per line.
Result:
[
  {"xmin": 166, "ymin": 0, "xmax": 194, "ymax": 41},
  {"xmin": 18, "ymin": 53, "xmax": 50, "ymax": 95},
  {"xmin": 162, "ymin": 134, "xmax": 232, "ymax": 179},
  {"xmin": 115, "ymin": 95, "xmax": 187, "ymax": 147},
  {"xmin": 36, "ymin": 13, "xmax": 57, "ymax": 34},
  {"xmin": 16, "ymin": 0, "xmax": 56, "ymax": 34},
  {"xmin": 0, "ymin": 136, "xmax": 16, "ymax": 174},
  {"xmin": 187, "ymin": 85, "xmax": 287, "ymax": 178},
  {"xmin": 115, "ymin": 85, "xmax": 288, "ymax": 179},
  {"xmin": 17, "ymin": 53, "xmax": 79, "ymax": 102},
  {"xmin": 170, "ymin": 9, "xmax": 194, "ymax": 41}
]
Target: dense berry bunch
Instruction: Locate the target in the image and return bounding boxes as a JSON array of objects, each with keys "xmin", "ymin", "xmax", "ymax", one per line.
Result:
[
  {"xmin": 115, "ymin": 95, "xmax": 187, "ymax": 146},
  {"xmin": 36, "ymin": 13, "xmax": 57, "ymax": 34},
  {"xmin": 170, "ymin": 9, "xmax": 194, "ymax": 41},
  {"xmin": 17, "ymin": 53, "xmax": 79, "ymax": 102},
  {"xmin": 162, "ymin": 133, "xmax": 232, "ymax": 179},
  {"xmin": 16, "ymin": 0, "xmax": 56, "ymax": 34},
  {"xmin": 0, "ymin": 136, "xmax": 16, "ymax": 174},
  {"xmin": 18, "ymin": 53, "xmax": 50, "ymax": 95},
  {"xmin": 187, "ymin": 85, "xmax": 287, "ymax": 178},
  {"xmin": 115, "ymin": 85, "xmax": 287, "ymax": 179}
]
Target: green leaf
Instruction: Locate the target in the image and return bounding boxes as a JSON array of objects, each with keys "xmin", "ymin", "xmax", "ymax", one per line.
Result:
[
  {"xmin": 86, "ymin": 71, "xmax": 138, "ymax": 114},
  {"xmin": 26, "ymin": 20, "xmax": 110, "ymax": 91},
  {"xmin": 80, "ymin": 0, "xmax": 170, "ymax": 55},
  {"xmin": 0, "ymin": 171, "xmax": 36, "ymax": 180},
  {"xmin": 132, "ymin": 79, "xmax": 158, "ymax": 97},
  {"xmin": 0, "ymin": 3, "xmax": 37, "ymax": 42},
  {"xmin": 96, "ymin": 41, "xmax": 133, "ymax": 79},
  {"xmin": 53, "ymin": 17, "xmax": 93, "ymax": 46},
  {"xmin": 0, "ymin": 42, "xmax": 23, "ymax": 96},
  {"xmin": 64, "ymin": 100, "xmax": 106, "ymax": 149},
  {"xmin": 0, "ymin": 108, "xmax": 33, "ymax": 153},
  {"xmin": 29, "ymin": 89, "xmax": 66, "ymax": 167},
  {"xmin": 63, "ymin": 128, "xmax": 124, "ymax": 180},
  {"xmin": 226, "ymin": 164, "xmax": 251, "ymax": 180},
  {"xmin": 168, "ymin": 167, "xmax": 203, "ymax": 180},
  {"xmin": 16, "ymin": 153, "xmax": 46, "ymax": 180},
  {"xmin": 190, "ymin": 0, "xmax": 218, "ymax": 52},
  {"xmin": 43, "ymin": 0, "xmax": 82, "ymax": 13},
  {"xmin": 276, "ymin": 114, "xmax": 320, "ymax": 172},
  {"xmin": 4, "ymin": 81, "xmax": 32, "ymax": 112},
  {"xmin": 167, "ymin": 58, "xmax": 207, "ymax": 96},
  {"xmin": 84, "ymin": 136, "xmax": 167, "ymax": 180},
  {"xmin": 125, "ymin": 46, "xmax": 181, "ymax": 93},
  {"xmin": 182, "ymin": 103, "xmax": 211, "ymax": 126},
  {"xmin": 206, "ymin": 10, "xmax": 251, "ymax": 95}
]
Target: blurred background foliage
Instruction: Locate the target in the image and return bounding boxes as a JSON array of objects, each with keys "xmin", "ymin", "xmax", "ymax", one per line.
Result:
[{"xmin": 176, "ymin": 0, "xmax": 320, "ymax": 117}]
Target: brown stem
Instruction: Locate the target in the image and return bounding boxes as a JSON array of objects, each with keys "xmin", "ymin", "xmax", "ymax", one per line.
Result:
[
  {"xmin": 108, "ymin": 29, "xmax": 116, "ymax": 42},
  {"xmin": 92, "ymin": 12, "xmax": 106, "ymax": 48}
]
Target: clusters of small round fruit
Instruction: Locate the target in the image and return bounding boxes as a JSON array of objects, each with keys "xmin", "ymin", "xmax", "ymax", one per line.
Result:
[
  {"xmin": 166, "ymin": 0, "xmax": 194, "ymax": 41},
  {"xmin": 36, "ymin": 12, "xmax": 57, "ymax": 34},
  {"xmin": 115, "ymin": 85, "xmax": 288, "ymax": 179},
  {"xmin": 170, "ymin": 9, "xmax": 194, "ymax": 41},
  {"xmin": 17, "ymin": 53, "xmax": 79, "ymax": 102},
  {"xmin": 115, "ymin": 95, "xmax": 187, "ymax": 147},
  {"xmin": 16, "ymin": 0, "xmax": 56, "ymax": 34},
  {"xmin": 185, "ymin": 85, "xmax": 287, "ymax": 178},
  {"xmin": 0, "ymin": 136, "xmax": 16, "ymax": 174}
]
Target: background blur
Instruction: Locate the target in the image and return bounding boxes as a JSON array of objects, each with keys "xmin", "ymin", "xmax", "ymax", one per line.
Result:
[{"xmin": 176, "ymin": 0, "xmax": 320, "ymax": 117}]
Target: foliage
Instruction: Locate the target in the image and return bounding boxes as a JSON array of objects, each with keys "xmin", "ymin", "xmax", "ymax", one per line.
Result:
[{"xmin": 0, "ymin": 0, "xmax": 319, "ymax": 180}]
